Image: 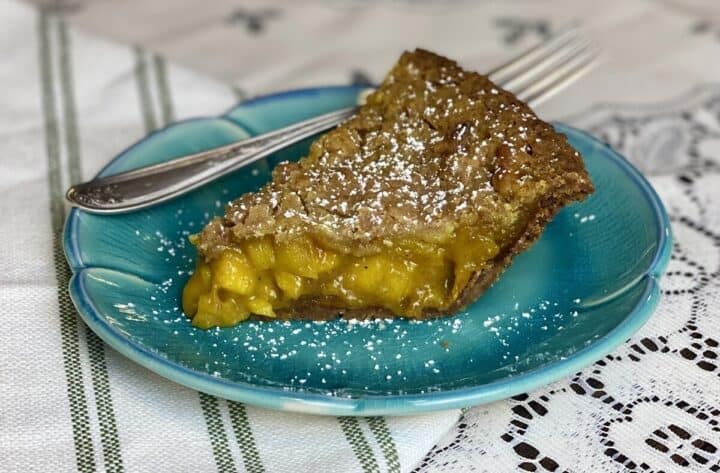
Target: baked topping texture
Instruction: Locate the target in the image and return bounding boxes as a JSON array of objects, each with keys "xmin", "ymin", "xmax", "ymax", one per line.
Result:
[{"xmin": 197, "ymin": 49, "xmax": 593, "ymax": 262}]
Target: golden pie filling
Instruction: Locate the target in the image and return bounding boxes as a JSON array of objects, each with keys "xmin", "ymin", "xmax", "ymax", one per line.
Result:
[{"xmin": 182, "ymin": 229, "xmax": 499, "ymax": 328}]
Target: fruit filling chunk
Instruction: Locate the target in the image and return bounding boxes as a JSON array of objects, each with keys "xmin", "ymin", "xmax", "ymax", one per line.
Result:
[{"xmin": 183, "ymin": 230, "xmax": 498, "ymax": 328}]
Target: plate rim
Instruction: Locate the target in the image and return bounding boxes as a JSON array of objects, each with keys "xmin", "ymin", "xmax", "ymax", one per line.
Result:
[{"xmin": 63, "ymin": 86, "xmax": 672, "ymax": 416}]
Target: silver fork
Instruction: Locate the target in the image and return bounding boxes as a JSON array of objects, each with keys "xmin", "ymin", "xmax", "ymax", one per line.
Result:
[{"xmin": 66, "ymin": 28, "xmax": 597, "ymax": 214}]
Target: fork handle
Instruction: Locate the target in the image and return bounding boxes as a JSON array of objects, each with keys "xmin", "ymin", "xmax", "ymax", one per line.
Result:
[{"xmin": 65, "ymin": 107, "xmax": 357, "ymax": 214}]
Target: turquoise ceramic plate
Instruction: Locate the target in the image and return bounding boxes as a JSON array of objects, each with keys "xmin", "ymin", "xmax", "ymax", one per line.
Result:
[{"xmin": 64, "ymin": 86, "xmax": 671, "ymax": 416}]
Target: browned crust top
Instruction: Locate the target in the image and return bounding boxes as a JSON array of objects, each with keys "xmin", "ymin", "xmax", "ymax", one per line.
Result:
[{"xmin": 196, "ymin": 49, "xmax": 593, "ymax": 259}]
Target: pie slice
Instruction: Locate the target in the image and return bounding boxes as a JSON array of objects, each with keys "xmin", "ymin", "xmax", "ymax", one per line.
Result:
[{"xmin": 182, "ymin": 49, "xmax": 594, "ymax": 329}]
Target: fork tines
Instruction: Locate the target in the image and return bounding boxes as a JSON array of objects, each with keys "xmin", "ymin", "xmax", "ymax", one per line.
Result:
[{"xmin": 489, "ymin": 26, "xmax": 598, "ymax": 106}]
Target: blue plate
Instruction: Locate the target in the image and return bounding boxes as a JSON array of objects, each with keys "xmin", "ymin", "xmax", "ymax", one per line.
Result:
[{"xmin": 64, "ymin": 86, "xmax": 671, "ymax": 416}]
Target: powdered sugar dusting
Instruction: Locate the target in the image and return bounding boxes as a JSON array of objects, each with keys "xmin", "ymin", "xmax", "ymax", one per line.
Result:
[
  {"xmin": 188, "ymin": 49, "xmax": 592, "ymax": 326},
  {"xmin": 209, "ymin": 48, "xmax": 594, "ymax": 249}
]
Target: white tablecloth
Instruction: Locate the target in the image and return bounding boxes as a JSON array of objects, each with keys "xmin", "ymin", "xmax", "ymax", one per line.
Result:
[{"xmin": 1, "ymin": 0, "xmax": 719, "ymax": 472}]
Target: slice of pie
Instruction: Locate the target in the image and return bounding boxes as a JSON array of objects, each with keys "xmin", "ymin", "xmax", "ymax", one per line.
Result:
[{"xmin": 182, "ymin": 49, "xmax": 594, "ymax": 328}]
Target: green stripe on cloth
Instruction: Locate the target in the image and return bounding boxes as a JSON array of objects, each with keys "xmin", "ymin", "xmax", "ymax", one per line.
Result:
[
  {"xmin": 339, "ymin": 417, "xmax": 381, "ymax": 473},
  {"xmin": 152, "ymin": 55, "xmax": 175, "ymax": 125},
  {"xmin": 150, "ymin": 60, "xmax": 246, "ymax": 472},
  {"xmin": 57, "ymin": 19, "xmax": 81, "ymax": 184},
  {"xmin": 199, "ymin": 393, "xmax": 238, "ymax": 473},
  {"xmin": 149, "ymin": 57, "xmax": 248, "ymax": 473},
  {"xmin": 227, "ymin": 402, "xmax": 265, "ymax": 473},
  {"xmin": 57, "ymin": 19, "xmax": 125, "ymax": 473},
  {"xmin": 367, "ymin": 418, "xmax": 400, "ymax": 473},
  {"xmin": 85, "ymin": 334, "xmax": 124, "ymax": 472},
  {"xmin": 37, "ymin": 11, "xmax": 96, "ymax": 473},
  {"xmin": 133, "ymin": 47, "xmax": 157, "ymax": 133}
]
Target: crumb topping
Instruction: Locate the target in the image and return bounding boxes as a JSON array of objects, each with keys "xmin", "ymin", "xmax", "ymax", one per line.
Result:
[{"xmin": 197, "ymin": 49, "xmax": 593, "ymax": 257}]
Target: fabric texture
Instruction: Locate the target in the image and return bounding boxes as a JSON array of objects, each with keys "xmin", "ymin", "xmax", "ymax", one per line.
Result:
[{"xmin": 1, "ymin": 0, "xmax": 719, "ymax": 472}]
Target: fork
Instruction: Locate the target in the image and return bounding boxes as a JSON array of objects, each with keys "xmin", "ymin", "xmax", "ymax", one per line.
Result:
[{"xmin": 66, "ymin": 28, "xmax": 597, "ymax": 214}]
